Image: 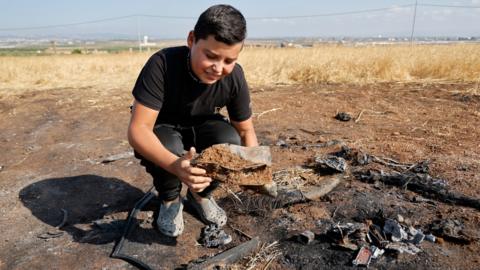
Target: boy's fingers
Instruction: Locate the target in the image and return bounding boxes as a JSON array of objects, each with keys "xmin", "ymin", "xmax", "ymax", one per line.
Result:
[
  {"xmin": 190, "ymin": 182, "xmax": 210, "ymax": 191},
  {"xmin": 189, "ymin": 167, "xmax": 207, "ymax": 175},
  {"xmin": 187, "ymin": 175, "xmax": 211, "ymax": 184},
  {"xmin": 184, "ymin": 147, "xmax": 196, "ymax": 160}
]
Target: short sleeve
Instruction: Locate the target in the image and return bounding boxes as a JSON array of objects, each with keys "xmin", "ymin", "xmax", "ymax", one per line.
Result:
[
  {"xmin": 132, "ymin": 53, "xmax": 166, "ymax": 111},
  {"xmin": 227, "ymin": 64, "xmax": 252, "ymax": 122}
]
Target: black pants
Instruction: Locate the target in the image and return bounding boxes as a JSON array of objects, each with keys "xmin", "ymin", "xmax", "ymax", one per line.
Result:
[{"xmin": 135, "ymin": 117, "xmax": 241, "ymax": 201}]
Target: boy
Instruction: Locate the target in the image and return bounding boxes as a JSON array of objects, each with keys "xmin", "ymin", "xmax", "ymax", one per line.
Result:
[{"xmin": 127, "ymin": 5, "xmax": 258, "ymax": 237}]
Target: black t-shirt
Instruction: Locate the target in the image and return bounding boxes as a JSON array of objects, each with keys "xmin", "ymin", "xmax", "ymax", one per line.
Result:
[{"xmin": 132, "ymin": 46, "xmax": 252, "ymax": 126}]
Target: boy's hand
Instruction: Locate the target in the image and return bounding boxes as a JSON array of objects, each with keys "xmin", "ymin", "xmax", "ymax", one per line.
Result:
[{"xmin": 172, "ymin": 147, "xmax": 211, "ymax": 192}]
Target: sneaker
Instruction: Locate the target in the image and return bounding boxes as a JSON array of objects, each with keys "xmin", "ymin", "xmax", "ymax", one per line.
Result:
[
  {"xmin": 187, "ymin": 191, "xmax": 227, "ymax": 227},
  {"xmin": 156, "ymin": 200, "xmax": 184, "ymax": 237}
]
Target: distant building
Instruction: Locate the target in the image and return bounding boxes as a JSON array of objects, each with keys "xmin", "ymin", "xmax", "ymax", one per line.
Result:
[{"xmin": 141, "ymin": 36, "xmax": 156, "ymax": 47}]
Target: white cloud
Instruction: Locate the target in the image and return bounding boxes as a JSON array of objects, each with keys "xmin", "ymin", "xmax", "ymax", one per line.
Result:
[
  {"xmin": 258, "ymin": 18, "xmax": 297, "ymax": 26},
  {"xmin": 390, "ymin": 5, "xmax": 413, "ymax": 15},
  {"xmin": 261, "ymin": 18, "xmax": 280, "ymax": 23}
]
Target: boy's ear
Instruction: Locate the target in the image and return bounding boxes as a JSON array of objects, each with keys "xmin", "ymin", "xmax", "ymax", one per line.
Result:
[{"xmin": 187, "ymin": 31, "xmax": 195, "ymax": 48}]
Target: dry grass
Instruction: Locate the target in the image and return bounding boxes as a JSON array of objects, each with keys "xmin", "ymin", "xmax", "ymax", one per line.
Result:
[
  {"xmin": 0, "ymin": 53, "xmax": 146, "ymax": 93},
  {"xmin": 0, "ymin": 44, "xmax": 479, "ymax": 94},
  {"xmin": 240, "ymin": 44, "xmax": 480, "ymax": 86}
]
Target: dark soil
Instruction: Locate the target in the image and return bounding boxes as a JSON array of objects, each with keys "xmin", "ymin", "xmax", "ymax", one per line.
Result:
[{"xmin": 1, "ymin": 82, "xmax": 479, "ymax": 269}]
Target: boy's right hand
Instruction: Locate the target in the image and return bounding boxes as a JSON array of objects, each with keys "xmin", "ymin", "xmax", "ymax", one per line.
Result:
[{"xmin": 172, "ymin": 147, "xmax": 211, "ymax": 192}]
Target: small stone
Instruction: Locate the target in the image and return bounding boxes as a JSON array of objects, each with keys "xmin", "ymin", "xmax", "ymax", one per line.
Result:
[
  {"xmin": 297, "ymin": 230, "xmax": 315, "ymax": 245},
  {"xmin": 412, "ymin": 232, "xmax": 425, "ymax": 245},
  {"xmin": 385, "ymin": 242, "xmax": 422, "ymax": 255},
  {"xmin": 397, "ymin": 214, "xmax": 404, "ymax": 223},
  {"xmin": 425, "ymin": 234, "xmax": 436, "ymax": 243},
  {"xmin": 407, "ymin": 226, "xmax": 418, "ymax": 236},
  {"xmin": 384, "ymin": 219, "xmax": 408, "ymax": 242},
  {"xmin": 436, "ymin": 237, "xmax": 445, "ymax": 244},
  {"xmin": 403, "ymin": 218, "xmax": 412, "ymax": 226},
  {"xmin": 335, "ymin": 112, "xmax": 352, "ymax": 121},
  {"xmin": 392, "ymin": 132, "xmax": 400, "ymax": 136},
  {"xmin": 370, "ymin": 245, "xmax": 385, "ymax": 259},
  {"xmin": 275, "ymin": 139, "xmax": 288, "ymax": 147}
]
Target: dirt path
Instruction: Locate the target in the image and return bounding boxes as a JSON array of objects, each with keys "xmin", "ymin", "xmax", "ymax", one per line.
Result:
[{"xmin": 0, "ymin": 83, "xmax": 479, "ymax": 269}]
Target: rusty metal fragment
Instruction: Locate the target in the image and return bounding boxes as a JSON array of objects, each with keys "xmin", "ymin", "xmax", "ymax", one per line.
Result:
[{"xmin": 192, "ymin": 144, "xmax": 273, "ymax": 187}]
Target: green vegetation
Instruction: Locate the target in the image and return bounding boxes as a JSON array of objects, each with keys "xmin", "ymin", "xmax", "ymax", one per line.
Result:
[{"xmin": 0, "ymin": 47, "xmax": 49, "ymax": 56}]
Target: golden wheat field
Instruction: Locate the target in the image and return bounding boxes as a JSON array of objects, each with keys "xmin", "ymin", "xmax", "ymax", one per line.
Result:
[
  {"xmin": 2, "ymin": 43, "xmax": 480, "ymax": 270},
  {"xmin": 0, "ymin": 44, "xmax": 479, "ymax": 93}
]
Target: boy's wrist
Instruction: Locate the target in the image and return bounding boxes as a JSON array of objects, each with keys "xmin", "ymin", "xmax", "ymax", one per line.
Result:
[{"xmin": 164, "ymin": 156, "xmax": 182, "ymax": 176}]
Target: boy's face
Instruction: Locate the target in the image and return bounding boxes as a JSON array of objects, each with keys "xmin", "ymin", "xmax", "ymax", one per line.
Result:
[{"xmin": 187, "ymin": 32, "xmax": 243, "ymax": 84}]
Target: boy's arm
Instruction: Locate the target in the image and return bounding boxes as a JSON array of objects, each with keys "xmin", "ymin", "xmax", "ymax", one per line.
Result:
[
  {"xmin": 231, "ymin": 117, "xmax": 258, "ymax": 147},
  {"xmin": 128, "ymin": 100, "xmax": 211, "ymax": 192}
]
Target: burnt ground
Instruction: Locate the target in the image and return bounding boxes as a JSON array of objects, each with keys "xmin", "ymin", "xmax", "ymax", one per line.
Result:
[{"xmin": 0, "ymin": 82, "xmax": 479, "ymax": 269}]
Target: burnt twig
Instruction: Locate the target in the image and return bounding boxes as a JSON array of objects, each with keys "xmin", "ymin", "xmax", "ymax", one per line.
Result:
[
  {"xmin": 228, "ymin": 224, "xmax": 253, "ymax": 240},
  {"xmin": 101, "ymin": 151, "xmax": 134, "ymax": 163},
  {"xmin": 188, "ymin": 237, "xmax": 260, "ymax": 270},
  {"xmin": 356, "ymin": 170, "xmax": 480, "ymax": 211}
]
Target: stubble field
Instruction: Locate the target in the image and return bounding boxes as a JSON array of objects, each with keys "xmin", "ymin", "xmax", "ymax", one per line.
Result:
[{"xmin": 0, "ymin": 45, "xmax": 479, "ymax": 269}]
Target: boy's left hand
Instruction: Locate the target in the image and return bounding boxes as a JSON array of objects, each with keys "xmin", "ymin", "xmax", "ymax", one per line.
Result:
[{"xmin": 172, "ymin": 147, "xmax": 212, "ymax": 192}]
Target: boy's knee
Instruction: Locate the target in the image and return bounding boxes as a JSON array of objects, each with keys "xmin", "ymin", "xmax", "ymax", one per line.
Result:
[
  {"xmin": 153, "ymin": 127, "xmax": 184, "ymax": 156},
  {"xmin": 219, "ymin": 129, "xmax": 241, "ymax": 145},
  {"xmin": 208, "ymin": 122, "xmax": 241, "ymax": 145}
]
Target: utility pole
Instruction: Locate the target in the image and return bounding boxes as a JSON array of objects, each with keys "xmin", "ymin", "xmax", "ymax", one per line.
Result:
[
  {"xmin": 410, "ymin": 0, "xmax": 418, "ymax": 46},
  {"xmin": 51, "ymin": 40, "xmax": 57, "ymax": 54},
  {"xmin": 137, "ymin": 16, "xmax": 142, "ymax": 52}
]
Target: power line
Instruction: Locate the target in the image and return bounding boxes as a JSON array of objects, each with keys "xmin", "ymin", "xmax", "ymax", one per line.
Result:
[
  {"xmin": 0, "ymin": 14, "xmax": 195, "ymax": 31},
  {"xmin": 1, "ymin": 3, "xmax": 480, "ymax": 32},
  {"xmin": 139, "ymin": 14, "xmax": 195, "ymax": 19},
  {"xmin": 0, "ymin": 5, "xmax": 415, "ymax": 31},
  {"xmin": 419, "ymin": 3, "xmax": 480, "ymax": 9},
  {"xmin": 247, "ymin": 4, "xmax": 414, "ymax": 20},
  {"xmin": 0, "ymin": 15, "xmax": 137, "ymax": 31}
]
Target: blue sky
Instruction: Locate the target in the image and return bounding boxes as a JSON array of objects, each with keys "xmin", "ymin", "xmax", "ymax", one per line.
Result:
[{"xmin": 1, "ymin": 0, "xmax": 480, "ymax": 38}]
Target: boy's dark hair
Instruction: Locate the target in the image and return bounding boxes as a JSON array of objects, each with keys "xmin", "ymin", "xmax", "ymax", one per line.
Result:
[{"xmin": 194, "ymin": 4, "xmax": 246, "ymax": 45}]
